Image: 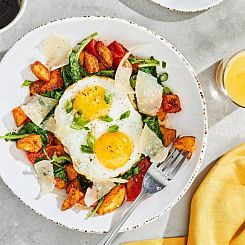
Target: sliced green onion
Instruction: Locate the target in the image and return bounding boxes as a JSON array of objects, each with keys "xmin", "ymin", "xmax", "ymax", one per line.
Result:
[
  {"xmin": 64, "ymin": 100, "xmax": 73, "ymax": 113},
  {"xmin": 104, "ymin": 90, "xmax": 112, "ymax": 105},
  {"xmin": 21, "ymin": 80, "xmax": 32, "ymax": 87},
  {"xmin": 162, "ymin": 61, "xmax": 167, "ymax": 68},
  {"xmin": 87, "ymin": 198, "xmax": 104, "ymax": 218},
  {"xmin": 162, "ymin": 87, "xmax": 171, "ymax": 95},
  {"xmin": 158, "ymin": 73, "xmax": 168, "ymax": 83},
  {"xmin": 87, "ymin": 131, "xmax": 95, "ymax": 149},
  {"xmin": 120, "ymin": 110, "xmax": 130, "ymax": 120},
  {"xmin": 99, "ymin": 115, "xmax": 113, "ymax": 122},
  {"xmin": 80, "ymin": 145, "xmax": 94, "ymax": 154},
  {"xmin": 108, "ymin": 125, "xmax": 119, "ymax": 133}
]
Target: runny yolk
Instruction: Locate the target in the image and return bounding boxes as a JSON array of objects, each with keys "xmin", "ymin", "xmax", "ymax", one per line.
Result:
[
  {"xmin": 73, "ymin": 85, "xmax": 110, "ymax": 120},
  {"xmin": 94, "ymin": 131, "xmax": 133, "ymax": 169}
]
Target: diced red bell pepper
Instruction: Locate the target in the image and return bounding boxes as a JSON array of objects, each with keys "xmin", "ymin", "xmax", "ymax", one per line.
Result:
[
  {"xmin": 84, "ymin": 39, "xmax": 98, "ymax": 58},
  {"xmin": 126, "ymin": 157, "xmax": 151, "ymax": 201},
  {"xmin": 27, "ymin": 145, "xmax": 66, "ymax": 164}
]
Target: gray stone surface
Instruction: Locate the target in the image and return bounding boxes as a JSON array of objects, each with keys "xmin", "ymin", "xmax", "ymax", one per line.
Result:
[{"xmin": 0, "ymin": 0, "xmax": 244, "ymax": 244}]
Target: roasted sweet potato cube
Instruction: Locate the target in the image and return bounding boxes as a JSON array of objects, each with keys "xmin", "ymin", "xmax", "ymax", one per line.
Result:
[
  {"xmin": 40, "ymin": 69, "xmax": 64, "ymax": 93},
  {"xmin": 84, "ymin": 51, "xmax": 100, "ymax": 73},
  {"xmin": 65, "ymin": 163, "xmax": 78, "ymax": 181},
  {"xmin": 157, "ymin": 106, "xmax": 167, "ymax": 122},
  {"xmin": 62, "ymin": 187, "xmax": 83, "ymax": 211},
  {"xmin": 29, "ymin": 80, "xmax": 45, "ymax": 95},
  {"xmin": 31, "ymin": 61, "xmax": 50, "ymax": 82},
  {"xmin": 173, "ymin": 136, "xmax": 196, "ymax": 159},
  {"xmin": 160, "ymin": 127, "xmax": 176, "ymax": 147},
  {"xmin": 55, "ymin": 177, "xmax": 68, "ymax": 189},
  {"xmin": 16, "ymin": 134, "xmax": 42, "ymax": 153},
  {"xmin": 79, "ymin": 51, "xmax": 85, "ymax": 67},
  {"xmin": 97, "ymin": 41, "xmax": 113, "ymax": 69},
  {"xmin": 12, "ymin": 106, "xmax": 28, "ymax": 127},
  {"xmin": 66, "ymin": 178, "xmax": 82, "ymax": 194},
  {"xmin": 162, "ymin": 94, "xmax": 181, "ymax": 113},
  {"xmin": 97, "ymin": 185, "xmax": 126, "ymax": 215}
]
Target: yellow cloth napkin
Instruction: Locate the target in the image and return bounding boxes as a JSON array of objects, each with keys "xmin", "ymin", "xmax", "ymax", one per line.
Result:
[{"xmin": 123, "ymin": 143, "xmax": 245, "ymax": 245}]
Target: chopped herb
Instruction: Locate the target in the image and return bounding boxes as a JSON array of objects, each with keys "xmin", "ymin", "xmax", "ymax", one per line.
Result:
[
  {"xmin": 21, "ymin": 80, "xmax": 32, "ymax": 87},
  {"xmin": 104, "ymin": 90, "xmax": 112, "ymax": 105},
  {"xmin": 71, "ymin": 113, "xmax": 89, "ymax": 130},
  {"xmin": 78, "ymin": 174, "xmax": 93, "ymax": 190},
  {"xmin": 80, "ymin": 145, "xmax": 94, "ymax": 154},
  {"xmin": 52, "ymin": 152, "xmax": 71, "ymax": 164},
  {"xmin": 87, "ymin": 198, "xmax": 104, "ymax": 218},
  {"xmin": 99, "ymin": 115, "xmax": 113, "ymax": 122},
  {"xmin": 143, "ymin": 116, "xmax": 163, "ymax": 142},
  {"xmin": 120, "ymin": 110, "xmax": 130, "ymax": 120},
  {"xmin": 87, "ymin": 131, "xmax": 95, "ymax": 149},
  {"xmin": 53, "ymin": 165, "xmax": 68, "ymax": 182},
  {"xmin": 162, "ymin": 61, "xmax": 167, "ymax": 68},
  {"xmin": 162, "ymin": 86, "xmax": 171, "ymax": 95},
  {"xmin": 158, "ymin": 73, "xmax": 168, "ymax": 84},
  {"xmin": 108, "ymin": 125, "xmax": 119, "ymax": 133},
  {"xmin": 64, "ymin": 100, "xmax": 73, "ymax": 113}
]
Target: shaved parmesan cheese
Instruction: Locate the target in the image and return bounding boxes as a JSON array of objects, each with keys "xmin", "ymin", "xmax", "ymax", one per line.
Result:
[
  {"xmin": 140, "ymin": 125, "xmax": 168, "ymax": 163},
  {"xmin": 34, "ymin": 160, "xmax": 55, "ymax": 197},
  {"xmin": 84, "ymin": 180, "xmax": 116, "ymax": 207},
  {"xmin": 115, "ymin": 65, "xmax": 134, "ymax": 94},
  {"xmin": 21, "ymin": 65, "xmax": 38, "ymax": 81},
  {"xmin": 136, "ymin": 70, "xmax": 163, "ymax": 116},
  {"xmin": 109, "ymin": 178, "xmax": 128, "ymax": 184},
  {"xmin": 21, "ymin": 94, "xmax": 57, "ymax": 126},
  {"xmin": 41, "ymin": 116, "xmax": 56, "ymax": 134},
  {"xmin": 38, "ymin": 35, "xmax": 72, "ymax": 70}
]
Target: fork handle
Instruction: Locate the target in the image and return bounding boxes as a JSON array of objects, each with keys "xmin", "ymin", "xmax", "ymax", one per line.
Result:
[{"xmin": 96, "ymin": 189, "xmax": 147, "ymax": 245}]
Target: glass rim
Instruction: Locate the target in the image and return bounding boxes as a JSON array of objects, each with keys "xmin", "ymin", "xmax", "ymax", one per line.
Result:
[{"xmin": 221, "ymin": 49, "xmax": 245, "ymax": 108}]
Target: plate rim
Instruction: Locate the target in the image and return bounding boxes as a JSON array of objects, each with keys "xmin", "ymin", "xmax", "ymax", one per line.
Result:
[
  {"xmin": 150, "ymin": 0, "xmax": 224, "ymax": 12},
  {"xmin": 0, "ymin": 16, "xmax": 208, "ymax": 233}
]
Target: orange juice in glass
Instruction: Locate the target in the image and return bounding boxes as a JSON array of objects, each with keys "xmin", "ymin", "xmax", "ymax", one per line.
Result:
[{"xmin": 216, "ymin": 50, "xmax": 245, "ymax": 108}]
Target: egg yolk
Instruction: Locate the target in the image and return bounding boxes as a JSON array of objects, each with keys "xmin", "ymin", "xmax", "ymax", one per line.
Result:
[
  {"xmin": 94, "ymin": 131, "xmax": 133, "ymax": 169},
  {"xmin": 73, "ymin": 85, "xmax": 110, "ymax": 120}
]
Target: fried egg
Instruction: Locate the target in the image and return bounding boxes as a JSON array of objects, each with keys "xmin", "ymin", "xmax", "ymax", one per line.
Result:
[{"xmin": 54, "ymin": 76, "xmax": 143, "ymax": 180}]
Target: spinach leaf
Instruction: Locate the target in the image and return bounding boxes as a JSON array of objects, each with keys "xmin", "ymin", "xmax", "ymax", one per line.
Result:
[
  {"xmin": 18, "ymin": 122, "xmax": 49, "ymax": 147},
  {"xmin": 108, "ymin": 125, "xmax": 119, "ymax": 133},
  {"xmin": 78, "ymin": 174, "xmax": 93, "ymax": 190},
  {"xmin": 143, "ymin": 116, "xmax": 163, "ymax": 142},
  {"xmin": 140, "ymin": 66, "xmax": 157, "ymax": 78},
  {"xmin": 80, "ymin": 67, "xmax": 89, "ymax": 78},
  {"xmin": 69, "ymin": 32, "xmax": 98, "ymax": 83},
  {"xmin": 42, "ymin": 89, "xmax": 64, "ymax": 101},
  {"xmin": 53, "ymin": 165, "xmax": 68, "ymax": 182},
  {"xmin": 61, "ymin": 65, "xmax": 73, "ymax": 88}
]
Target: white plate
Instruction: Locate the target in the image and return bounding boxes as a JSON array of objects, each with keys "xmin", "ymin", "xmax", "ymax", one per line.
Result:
[
  {"xmin": 151, "ymin": 0, "xmax": 224, "ymax": 12},
  {"xmin": 0, "ymin": 17, "xmax": 207, "ymax": 233}
]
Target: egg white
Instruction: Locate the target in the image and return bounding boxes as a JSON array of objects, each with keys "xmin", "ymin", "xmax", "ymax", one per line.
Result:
[{"xmin": 54, "ymin": 76, "xmax": 143, "ymax": 180}]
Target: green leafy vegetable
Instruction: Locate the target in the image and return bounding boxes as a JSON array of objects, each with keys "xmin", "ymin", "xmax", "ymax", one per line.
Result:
[
  {"xmin": 162, "ymin": 61, "xmax": 167, "ymax": 68},
  {"xmin": 80, "ymin": 145, "xmax": 94, "ymax": 154},
  {"xmin": 80, "ymin": 67, "xmax": 89, "ymax": 78},
  {"xmin": 69, "ymin": 32, "xmax": 98, "ymax": 83},
  {"xmin": 129, "ymin": 56, "xmax": 160, "ymax": 66},
  {"xmin": 87, "ymin": 198, "xmax": 104, "ymax": 218},
  {"xmin": 61, "ymin": 65, "xmax": 73, "ymax": 88},
  {"xmin": 87, "ymin": 131, "xmax": 95, "ymax": 149},
  {"xmin": 64, "ymin": 99, "xmax": 73, "ymax": 113},
  {"xmin": 143, "ymin": 116, "xmax": 163, "ymax": 141},
  {"xmin": 121, "ymin": 165, "xmax": 139, "ymax": 180},
  {"xmin": 52, "ymin": 152, "xmax": 71, "ymax": 164},
  {"xmin": 21, "ymin": 80, "xmax": 32, "ymax": 87},
  {"xmin": 104, "ymin": 90, "xmax": 112, "ymax": 105},
  {"xmin": 0, "ymin": 133, "xmax": 30, "ymax": 141},
  {"xmin": 94, "ymin": 70, "xmax": 115, "ymax": 78},
  {"xmin": 130, "ymin": 75, "xmax": 137, "ymax": 89},
  {"xmin": 162, "ymin": 86, "xmax": 171, "ymax": 95},
  {"xmin": 99, "ymin": 115, "xmax": 113, "ymax": 122},
  {"xmin": 42, "ymin": 89, "xmax": 64, "ymax": 101},
  {"xmin": 120, "ymin": 110, "xmax": 130, "ymax": 120},
  {"xmin": 108, "ymin": 125, "xmax": 119, "ymax": 133},
  {"xmin": 78, "ymin": 174, "xmax": 93, "ymax": 190},
  {"xmin": 140, "ymin": 66, "xmax": 157, "ymax": 78},
  {"xmin": 71, "ymin": 112, "xmax": 89, "ymax": 130},
  {"xmin": 158, "ymin": 73, "xmax": 168, "ymax": 84},
  {"xmin": 53, "ymin": 166, "xmax": 68, "ymax": 182}
]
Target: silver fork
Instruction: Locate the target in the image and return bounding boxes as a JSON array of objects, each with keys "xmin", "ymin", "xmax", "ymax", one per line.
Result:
[{"xmin": 97, "ymin": 144, "xmax": 189, "ymax": 245}]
